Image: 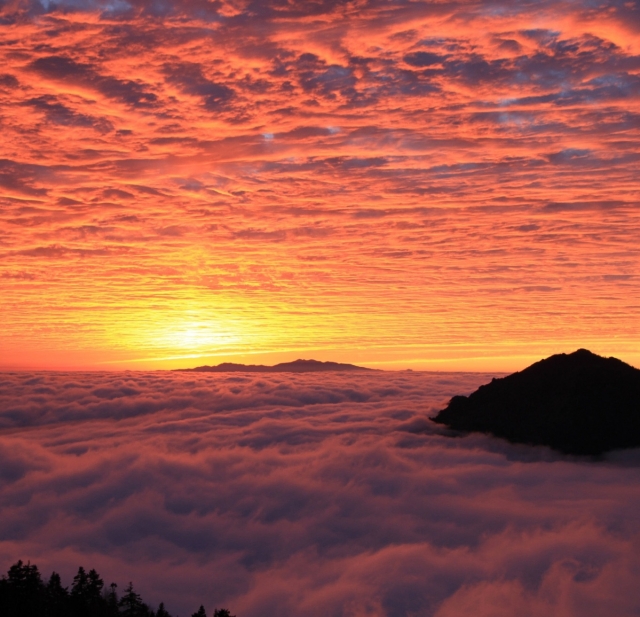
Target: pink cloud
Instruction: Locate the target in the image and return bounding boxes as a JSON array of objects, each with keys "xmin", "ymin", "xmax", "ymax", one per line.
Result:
[{"xmin": 1, "ymin": 370, "xmax": 639, "ymax": 615}]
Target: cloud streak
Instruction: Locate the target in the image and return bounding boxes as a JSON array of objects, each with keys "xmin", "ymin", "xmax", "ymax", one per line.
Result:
[{"xmin": 1, "ymin": 370, "xmax": 640, "ymax": 616}]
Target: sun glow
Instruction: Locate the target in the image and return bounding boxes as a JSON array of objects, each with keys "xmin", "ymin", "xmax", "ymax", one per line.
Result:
[
  {"xmin": 1, "ymin": 1, "xmax": 639, "ymax": 372},
  {"xmin": 155, "ymin": 319, "xmax": 243, "ymax": 353}
]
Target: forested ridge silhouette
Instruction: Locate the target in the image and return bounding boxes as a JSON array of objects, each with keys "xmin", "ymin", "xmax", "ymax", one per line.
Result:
[
  {"xmin": 433, "ymin": 349, "xmax": 640, "ymax": 455},
  {"xmin": 0, "ymin": 560, "xmax": 234, "ymax": 617}
]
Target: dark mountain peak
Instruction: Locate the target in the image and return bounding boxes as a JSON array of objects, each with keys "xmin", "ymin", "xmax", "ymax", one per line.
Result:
[
  {"xmin": 511, "ymin": 348, "xmax": 635, "ymax": 385},
  {"xmin": 574, "ymin": 347, "xmax": 594, "ymax": 355},
  {"xmin": 432, "ymin": 349, "xmax": 640, "ymax": 456},
  {"xmin": 286, "ymin": 359, "xmax": 327, "ymax": 367},
  {"xmin": 176, "ymin": 359, "xmax": 376, "ymax": 373}
]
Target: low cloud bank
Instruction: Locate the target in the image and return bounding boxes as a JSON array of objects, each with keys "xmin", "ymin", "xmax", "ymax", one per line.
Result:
[{"xmin": 1, "ymin": 371, "xmax": 639, "ymax": 616}]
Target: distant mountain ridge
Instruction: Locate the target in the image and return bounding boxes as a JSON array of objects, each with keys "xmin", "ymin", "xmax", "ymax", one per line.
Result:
[
  {"xmin": 432, "ymin": 349, "xmax": 640, "ymax": 456},
  {"xmin": 176, "ymin": 359, "xmax": 377, "ymax": 373}
]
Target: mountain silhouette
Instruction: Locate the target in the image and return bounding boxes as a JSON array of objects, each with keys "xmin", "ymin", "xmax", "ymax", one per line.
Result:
[
  {"xmin": 177, "ymin": 359, "xmax": 377, "ymax": 373},
  {"xmin": 432, "ymin": 349, "xmax": 640, "ymax": 455}
]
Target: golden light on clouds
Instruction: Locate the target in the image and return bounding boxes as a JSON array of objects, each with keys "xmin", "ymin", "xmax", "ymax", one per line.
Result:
[
  {"xmin": 153, "ymin": 315, "xmax": 243, "ymax": 353},
  {"xmin": 0, "ymin": 0, "xmax": 639, "ymax": 370}
]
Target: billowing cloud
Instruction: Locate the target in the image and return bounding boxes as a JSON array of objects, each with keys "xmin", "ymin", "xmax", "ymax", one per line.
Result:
[{"xmin": 1, "ymin": 370, "xmax": 640, "ymax": 616}]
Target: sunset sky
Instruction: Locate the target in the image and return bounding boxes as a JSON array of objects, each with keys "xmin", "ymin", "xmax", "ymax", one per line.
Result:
[{"xmin": 1, "ymin": 0, "xmax": 639, "ymax": 370}]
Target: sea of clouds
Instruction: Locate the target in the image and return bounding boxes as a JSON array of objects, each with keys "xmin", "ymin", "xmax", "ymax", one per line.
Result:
[{"xmin": 1, "ymin": 370, "xmax": 640, "ymax": 616}]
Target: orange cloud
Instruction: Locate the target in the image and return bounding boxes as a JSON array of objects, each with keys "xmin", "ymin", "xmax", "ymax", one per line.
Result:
[{"xmin": 0, "ymin": 0, "xmax": 639, "ymax": 369}]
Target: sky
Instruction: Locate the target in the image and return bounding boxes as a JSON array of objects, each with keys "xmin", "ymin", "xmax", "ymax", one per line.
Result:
[
  {"xmin": 2, "ymin": 370, "xmax": 640, "ymax": 617},
  {"xmin": 1, "ymin": 0, "xmax": 639, "ymax": 370}
]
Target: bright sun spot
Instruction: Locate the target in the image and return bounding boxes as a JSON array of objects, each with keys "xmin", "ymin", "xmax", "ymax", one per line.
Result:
[{"xmin": 160, "ymin": 320, "xmax": 242, "ymax": 352}]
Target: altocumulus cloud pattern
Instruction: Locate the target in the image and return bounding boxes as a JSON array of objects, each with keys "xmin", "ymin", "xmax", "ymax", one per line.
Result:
[
  {"xmin": 1, "ymin": 371, "xmax": 640, "ymax": 616},
  {"xmin": 1, "ymin": 0, "xmax": 640, "ymax": 366}
]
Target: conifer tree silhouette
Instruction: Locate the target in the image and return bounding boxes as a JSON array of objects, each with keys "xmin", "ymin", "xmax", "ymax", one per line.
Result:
[
  {"xmin": 156, "ymin": 601, "xmax": 171, "ymax": 617},
  {"xmin": 71, "ymin": 566, "xmax": 88, "ymax": 598},
  {"xmin": 1, "ymin": 560, "xmax": 46, "ymax": 617},
  {"xmin": 118, "ymin": 581, "xmax": 148, "ymax": 616},
  {"xmin": 0, "ymin": 559, "xmax": 232, "ymax": 617},
  {"xmin": 192, "ymin": 605, "xmax": 207, "ymax": 617},
  {"xmin": 46, "ymin": 571, "xmax": 69, "ymax": 617},
  {"xmin": 106, "ymin": 582, "xmax": 119, "ymax": 615}
]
